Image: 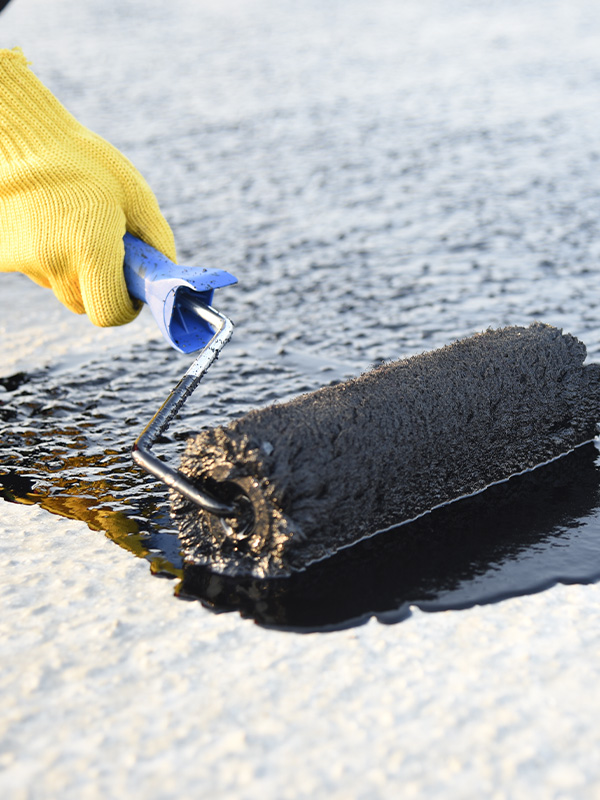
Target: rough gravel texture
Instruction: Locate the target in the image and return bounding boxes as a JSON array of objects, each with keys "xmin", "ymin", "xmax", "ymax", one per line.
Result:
[
  {"xmin": 2, "ymin": 0, "xmax": 600, "ymax": 798},
  {"xmin": 2, "ymin": 501, "xmax": 600, "ymax": 800}
]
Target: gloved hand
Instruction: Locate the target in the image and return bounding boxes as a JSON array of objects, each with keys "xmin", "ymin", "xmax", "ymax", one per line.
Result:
[{"xmin": 0, "ymin": 48, "xmax": 177, "ymax": 326}]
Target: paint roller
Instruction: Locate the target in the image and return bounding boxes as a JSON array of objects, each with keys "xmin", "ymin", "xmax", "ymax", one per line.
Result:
[{"xmin": 124, "ymin": 235, "xmax": 600, "ymax": 578}]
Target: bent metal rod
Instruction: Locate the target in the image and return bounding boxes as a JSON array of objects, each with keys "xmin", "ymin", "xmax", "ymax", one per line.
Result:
[{"xmin": 131, "ymin": 292, "xmax": 240, "ymax": 518}]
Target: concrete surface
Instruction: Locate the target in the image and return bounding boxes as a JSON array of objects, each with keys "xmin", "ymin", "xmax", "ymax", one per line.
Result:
[
  {"xmin": 2, "ymin": 499, "xmax": 600, "ymax": 800},
  {"xmin": 2, "ymin": 0, "xmax": 600, "ymax": 797}
]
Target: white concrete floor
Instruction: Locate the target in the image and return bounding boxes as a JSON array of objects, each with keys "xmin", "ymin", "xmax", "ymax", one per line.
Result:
[
  {"xmin": 2, "ymin": 0, "xmax": 600, "ymax": 796},
  {"xmin": 2, "ymin": 495, "xmax": 600, "ymax": 799}
]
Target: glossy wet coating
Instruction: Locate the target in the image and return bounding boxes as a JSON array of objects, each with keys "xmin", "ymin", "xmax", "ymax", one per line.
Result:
[
  {"xmin": 3, "ymin": 0, "xmax": 600, "ymax": 630},
  {"xmin": 179, "ymin": 444, "xmax": 600, "ymax": 631}
]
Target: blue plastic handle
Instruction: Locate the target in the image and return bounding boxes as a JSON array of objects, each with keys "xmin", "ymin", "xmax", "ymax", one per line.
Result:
[{"xmin": 123, "ymin": 233, "xmax": 237, "ymax": 354}]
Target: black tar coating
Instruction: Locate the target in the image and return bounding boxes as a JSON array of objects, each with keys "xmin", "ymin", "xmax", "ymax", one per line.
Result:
[{"xmin": 172, "ymin": 323, "xmax": 600, "ymax": 578}]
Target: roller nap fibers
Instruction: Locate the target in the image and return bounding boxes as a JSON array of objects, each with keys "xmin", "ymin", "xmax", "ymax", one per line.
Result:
[{"xmin": 171, "ymin": 323, "xmax": 600, "ymax": 577}]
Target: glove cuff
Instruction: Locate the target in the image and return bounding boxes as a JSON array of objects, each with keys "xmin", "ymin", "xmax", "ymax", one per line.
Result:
[{"xmin": 0, "ymin": 48, "xmax": 80, "ymax": 164}]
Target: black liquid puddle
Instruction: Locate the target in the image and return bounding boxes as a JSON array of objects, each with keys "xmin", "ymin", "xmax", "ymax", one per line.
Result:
[
  {"xmin": 2, "ymin": 365, "xmax": 600, "ymax": 633},
  {"xmin": 180, "ymin": 443, "xmax": 600, "ymax": 631},
  {"xmin": 0, "ymin": 359, "xmax": 189, "ymax": 575}
]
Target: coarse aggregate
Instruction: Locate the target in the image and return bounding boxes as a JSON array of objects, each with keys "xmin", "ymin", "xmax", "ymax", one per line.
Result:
[
  {"xmin": 2, "ymin": 0, "xmax": 600, "ymax": 796},
  {"xmin": 1, "ymin": 500, "xmax": 600, "ymax": 800}
]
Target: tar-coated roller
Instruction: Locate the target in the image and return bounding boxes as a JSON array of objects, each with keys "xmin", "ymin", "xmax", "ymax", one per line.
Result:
[{"xmin": 171, "ymin": 323, "xmax": 600, "ymax": 578}]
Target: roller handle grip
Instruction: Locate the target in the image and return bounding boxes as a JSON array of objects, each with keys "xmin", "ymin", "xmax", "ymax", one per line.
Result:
[{"xmin": 122, "ymin": 233, "xmax": 237, "ymax": 354}]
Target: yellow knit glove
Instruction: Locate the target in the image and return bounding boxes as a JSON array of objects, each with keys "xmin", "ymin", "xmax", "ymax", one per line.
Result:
[{"xmin": 0, "ymin": 48, "xmax": 177, "ymax": 326}]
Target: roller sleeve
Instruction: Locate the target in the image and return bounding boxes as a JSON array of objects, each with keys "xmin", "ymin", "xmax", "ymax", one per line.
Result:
[{"xmin": 171, "ymin": 323, "xmax": 600, "ymax": 577}]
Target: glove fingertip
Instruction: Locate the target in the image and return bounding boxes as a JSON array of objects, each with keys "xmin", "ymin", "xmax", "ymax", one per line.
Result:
[
  {"xmin": 124, "ymin": 183, "xmax": 178, "ymax": 263},
  {"xmin": 128, "ymin": 216, "xmax": 177, "ymax": 265},
  {"xmin": 78, "ymin": 226, "xmax": 141, "ymax": 327}
]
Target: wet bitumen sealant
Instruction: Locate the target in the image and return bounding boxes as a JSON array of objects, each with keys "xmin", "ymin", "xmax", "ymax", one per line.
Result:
[
  {"xmin": 2, "ymin": 347, "xmax": 600, "ymax": 632},
  {"xmin": 3, "ymin": 0, "xmax": 600, "ymax": 632},
  {"xmin": 4, "ymin": 2, "xmax": 600, "ymax": 796}
]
